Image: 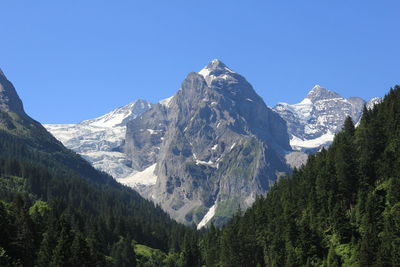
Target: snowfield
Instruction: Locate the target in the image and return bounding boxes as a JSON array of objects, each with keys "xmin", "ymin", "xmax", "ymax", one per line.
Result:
[{"xmin": 44, "ymin": 99, "xmax": 152, "ymax": 181}]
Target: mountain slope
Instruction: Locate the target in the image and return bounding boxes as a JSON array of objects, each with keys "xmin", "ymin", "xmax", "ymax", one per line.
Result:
[
  {"xmin": 274, "ymin": 85, "xmax": 380, "ymax": 152},
  {"xmin": 45, "ymin": 99, "xmax": 153, "ymax": 179},
  {"xmin": 0, "ymin": 69, "xmax": 26, "ymax": 116},
  {"xmin": 201, "ymin": 85, "xmax": 400, "ymax": 266},
  {"xmin": 0, "ymin": 69, "xmax": 194, "ymax": 266},
  {"xmin": 124, "ymin": 60, "xmax": 291, "ymax": 226}
]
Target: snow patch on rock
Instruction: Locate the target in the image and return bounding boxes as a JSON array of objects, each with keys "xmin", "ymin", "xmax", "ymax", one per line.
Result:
[
  {"xmin": 290, "ymin": 131, "xmax": 335, "ymax": 150},
  {"xmin": 119, "ymin": 163, "xmax": 158, "ymax": 188},
  {"xmin": 197, "ymin": 204, "xmax": 217, "ymax": 229},
  {"xmin": 159, "ymin": 96, "xmax": 174, "ymax": 107}
]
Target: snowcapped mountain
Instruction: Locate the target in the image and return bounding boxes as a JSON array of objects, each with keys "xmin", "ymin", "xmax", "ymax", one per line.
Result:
[
  {"xmin": 273, "ymin": 85, "xmax": 380, "ymax": 152},
  {"xmin": 123, "ymin": 59, "xmax": 290, "ymax": 227},
  {"xmin": 43, "ymin": 61, "xmax": 383, "ymax": 229},
  {"xmin": 44, "ymin": 99, "xmax": 153, "ymax": 179}
]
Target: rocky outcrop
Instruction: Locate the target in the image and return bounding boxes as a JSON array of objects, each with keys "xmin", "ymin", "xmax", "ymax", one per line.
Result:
[{"xmin": 0, "ymin": 69, "xmax": 27, "ymax": 117}]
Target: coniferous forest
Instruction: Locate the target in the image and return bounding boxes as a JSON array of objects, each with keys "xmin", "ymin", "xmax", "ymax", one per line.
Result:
[
  {"xmin": 0, "ymin": 110, "xmax": 197, "ymax": 266},
  {"xmin": 200, "ymin": 86, "xmax": 400, "ymax": 266},
  {"xmin": 1, "ymin": 86, "xmax": 400, "ymax": 266}
]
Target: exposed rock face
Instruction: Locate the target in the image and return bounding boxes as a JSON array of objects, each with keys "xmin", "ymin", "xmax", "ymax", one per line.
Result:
[
  {"xmin": 124, "ymin": 60, "xmax": 291, "ymax": 226},
  {"xmin": 45, "ymin": 99, "xmax": 153, "ymax": 179},
  {"xmin": 274, "ymin": 85, "xmax": 379, "ymax": 152},
  {"xmin": 123, "ymin": 103, "xmax": 169, "ymax": 171},
  {"xmin": 0, "ymin": 69, "xmax": 27, "ymax": 117},
  {"xmin": 285, "ymin": 151, "xmax": 309, "ymax": 169}
]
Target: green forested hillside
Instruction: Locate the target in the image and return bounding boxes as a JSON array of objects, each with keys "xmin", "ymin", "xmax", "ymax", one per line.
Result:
[
  {"xmin": 0, "ymin": 109, "xmax": 200, "ymax": 266},
  {"xmin": 200, "ymin": 86, "xmax": 400, "ymax": 266}
]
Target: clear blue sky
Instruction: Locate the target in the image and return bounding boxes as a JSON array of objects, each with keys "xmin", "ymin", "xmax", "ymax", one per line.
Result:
[{"xmin": 1, "ymin": 1, "xmax": 399, "ymax": 124}]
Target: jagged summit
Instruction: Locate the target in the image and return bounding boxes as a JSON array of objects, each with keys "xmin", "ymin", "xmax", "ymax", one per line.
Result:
[
  {"xmin": 306, "ymin": 85, "xmax": 341, "ymax": 102},
  {"xmin": 205, "ymin": 59, "xmax": 232, "ymax": 70},
  {"xmin": 274, "ymin": 84, "xmax": 367, "ymax": 152},
  {"xmin": 0, "ymin": 69, "xmax": 27, "ymax": 117},
  {"xmin": 0, "ymin": 68, "xmax": 4, "ymax": 76},
  {"xmin": 198, "ymin": 59, "xmax": 237, "ymax": 85}
]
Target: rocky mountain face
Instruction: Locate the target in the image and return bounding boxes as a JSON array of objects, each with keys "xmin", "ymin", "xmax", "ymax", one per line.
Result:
[
  {"xmin": 42, "ymin": 61, "xmax": 382, "ymax": 228},
  {"xmin": 45, "ymin": 99, "xmax": 153, "ymax": 179},
  {"xmin": 0, "ymin": 69, "xmax": 27, "ymax": 117},
  {"xmin": 123, "ymin": 60, "xmax": 291, "ymax": 226},
  {"xmin": 274, "ymin": 85, "xmax": 380, "ymax": 152}
]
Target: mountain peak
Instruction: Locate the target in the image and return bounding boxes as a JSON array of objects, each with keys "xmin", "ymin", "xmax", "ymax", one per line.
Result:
[
  {"xmin": 199, "ymin": 59, "xmax": 234, "ymax": 75},
  {"xmin": 198, "ymin": 59, "xmax": 237, "ymax": 86},
  {"xmin": 311, "ymin": 84, "xmax": 323, "ymax": 90},
  {"xmin": 0, "ymin": 70, "xmax": 27, "ymax": 116},
  {"xmin": 306, "ymin": 85, "xmax": 341, "ymax": 102},
  {"xmin": 206, "ymin": 59, "xmax": 228, "ymax": 69},
  {"xmin": 0, "ymin": 68, "xmax": 4, "ymax": 77}
]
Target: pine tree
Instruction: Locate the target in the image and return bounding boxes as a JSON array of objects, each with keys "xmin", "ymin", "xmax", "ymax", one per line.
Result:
[
  {"xmin": 69, "ymin": 232, "xmax": 94, "ymax": 267},
  {"xmin": 201, "ymin": 223, "xmax": 219, "ymax": 266},
  {"xmin": 12, "ymin": 197, "xmax": 36, "ymax": 266},
  {"xmin": 111, "ymin": 237, "xmax": 136, "ymax": 267},
  {"xmin": 35, "ymin": 232, "xmax": 53, "ymax": 267},
  {"xmin": 50, "ymin": 215, "xmax": 74, "ymax": 267}
]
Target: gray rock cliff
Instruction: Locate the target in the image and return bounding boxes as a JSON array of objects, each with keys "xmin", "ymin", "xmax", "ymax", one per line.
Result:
[{"xmin": 124, "ymin": 60, "xmax": 291, "ymax": 226}]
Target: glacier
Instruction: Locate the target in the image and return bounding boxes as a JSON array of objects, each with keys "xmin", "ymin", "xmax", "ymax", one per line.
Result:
[{"xmin": 45, "ymin": 99, "xmax": 153, "ymax": 180}]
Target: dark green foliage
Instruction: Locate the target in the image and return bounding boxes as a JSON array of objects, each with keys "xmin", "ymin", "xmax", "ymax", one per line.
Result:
[
  {"xmin": 0, "ymin": 110, "xmax": 194, "ymax": 265},
  {"xmin": 200, "ymin": 86, "xmax": 400, "ymax": 266},
  {"xmin": 111, "ymin": 237, "xmax": 136, "ymax": 267}
]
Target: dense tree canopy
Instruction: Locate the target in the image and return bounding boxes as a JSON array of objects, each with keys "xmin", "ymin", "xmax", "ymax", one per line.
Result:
[
  {"xmin": 200, "ymin": 86, "xmax": 400, "ymax": 266},
  {"xmin": 0, "ymin": 110, "xmax": 197, "ymax": 266}
]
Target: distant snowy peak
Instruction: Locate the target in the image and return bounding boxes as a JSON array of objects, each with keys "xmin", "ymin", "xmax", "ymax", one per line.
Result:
[
  {"xmin": 274, "ymin": 85, "xmax": 366, "ymax": 152},
  {"xmin": 82, "ymin": 99, "xmax": 153, "ymax": 128},
  {"xmin": 198, "ymin": 59, "xmax": 237, "ymax": 86}
]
